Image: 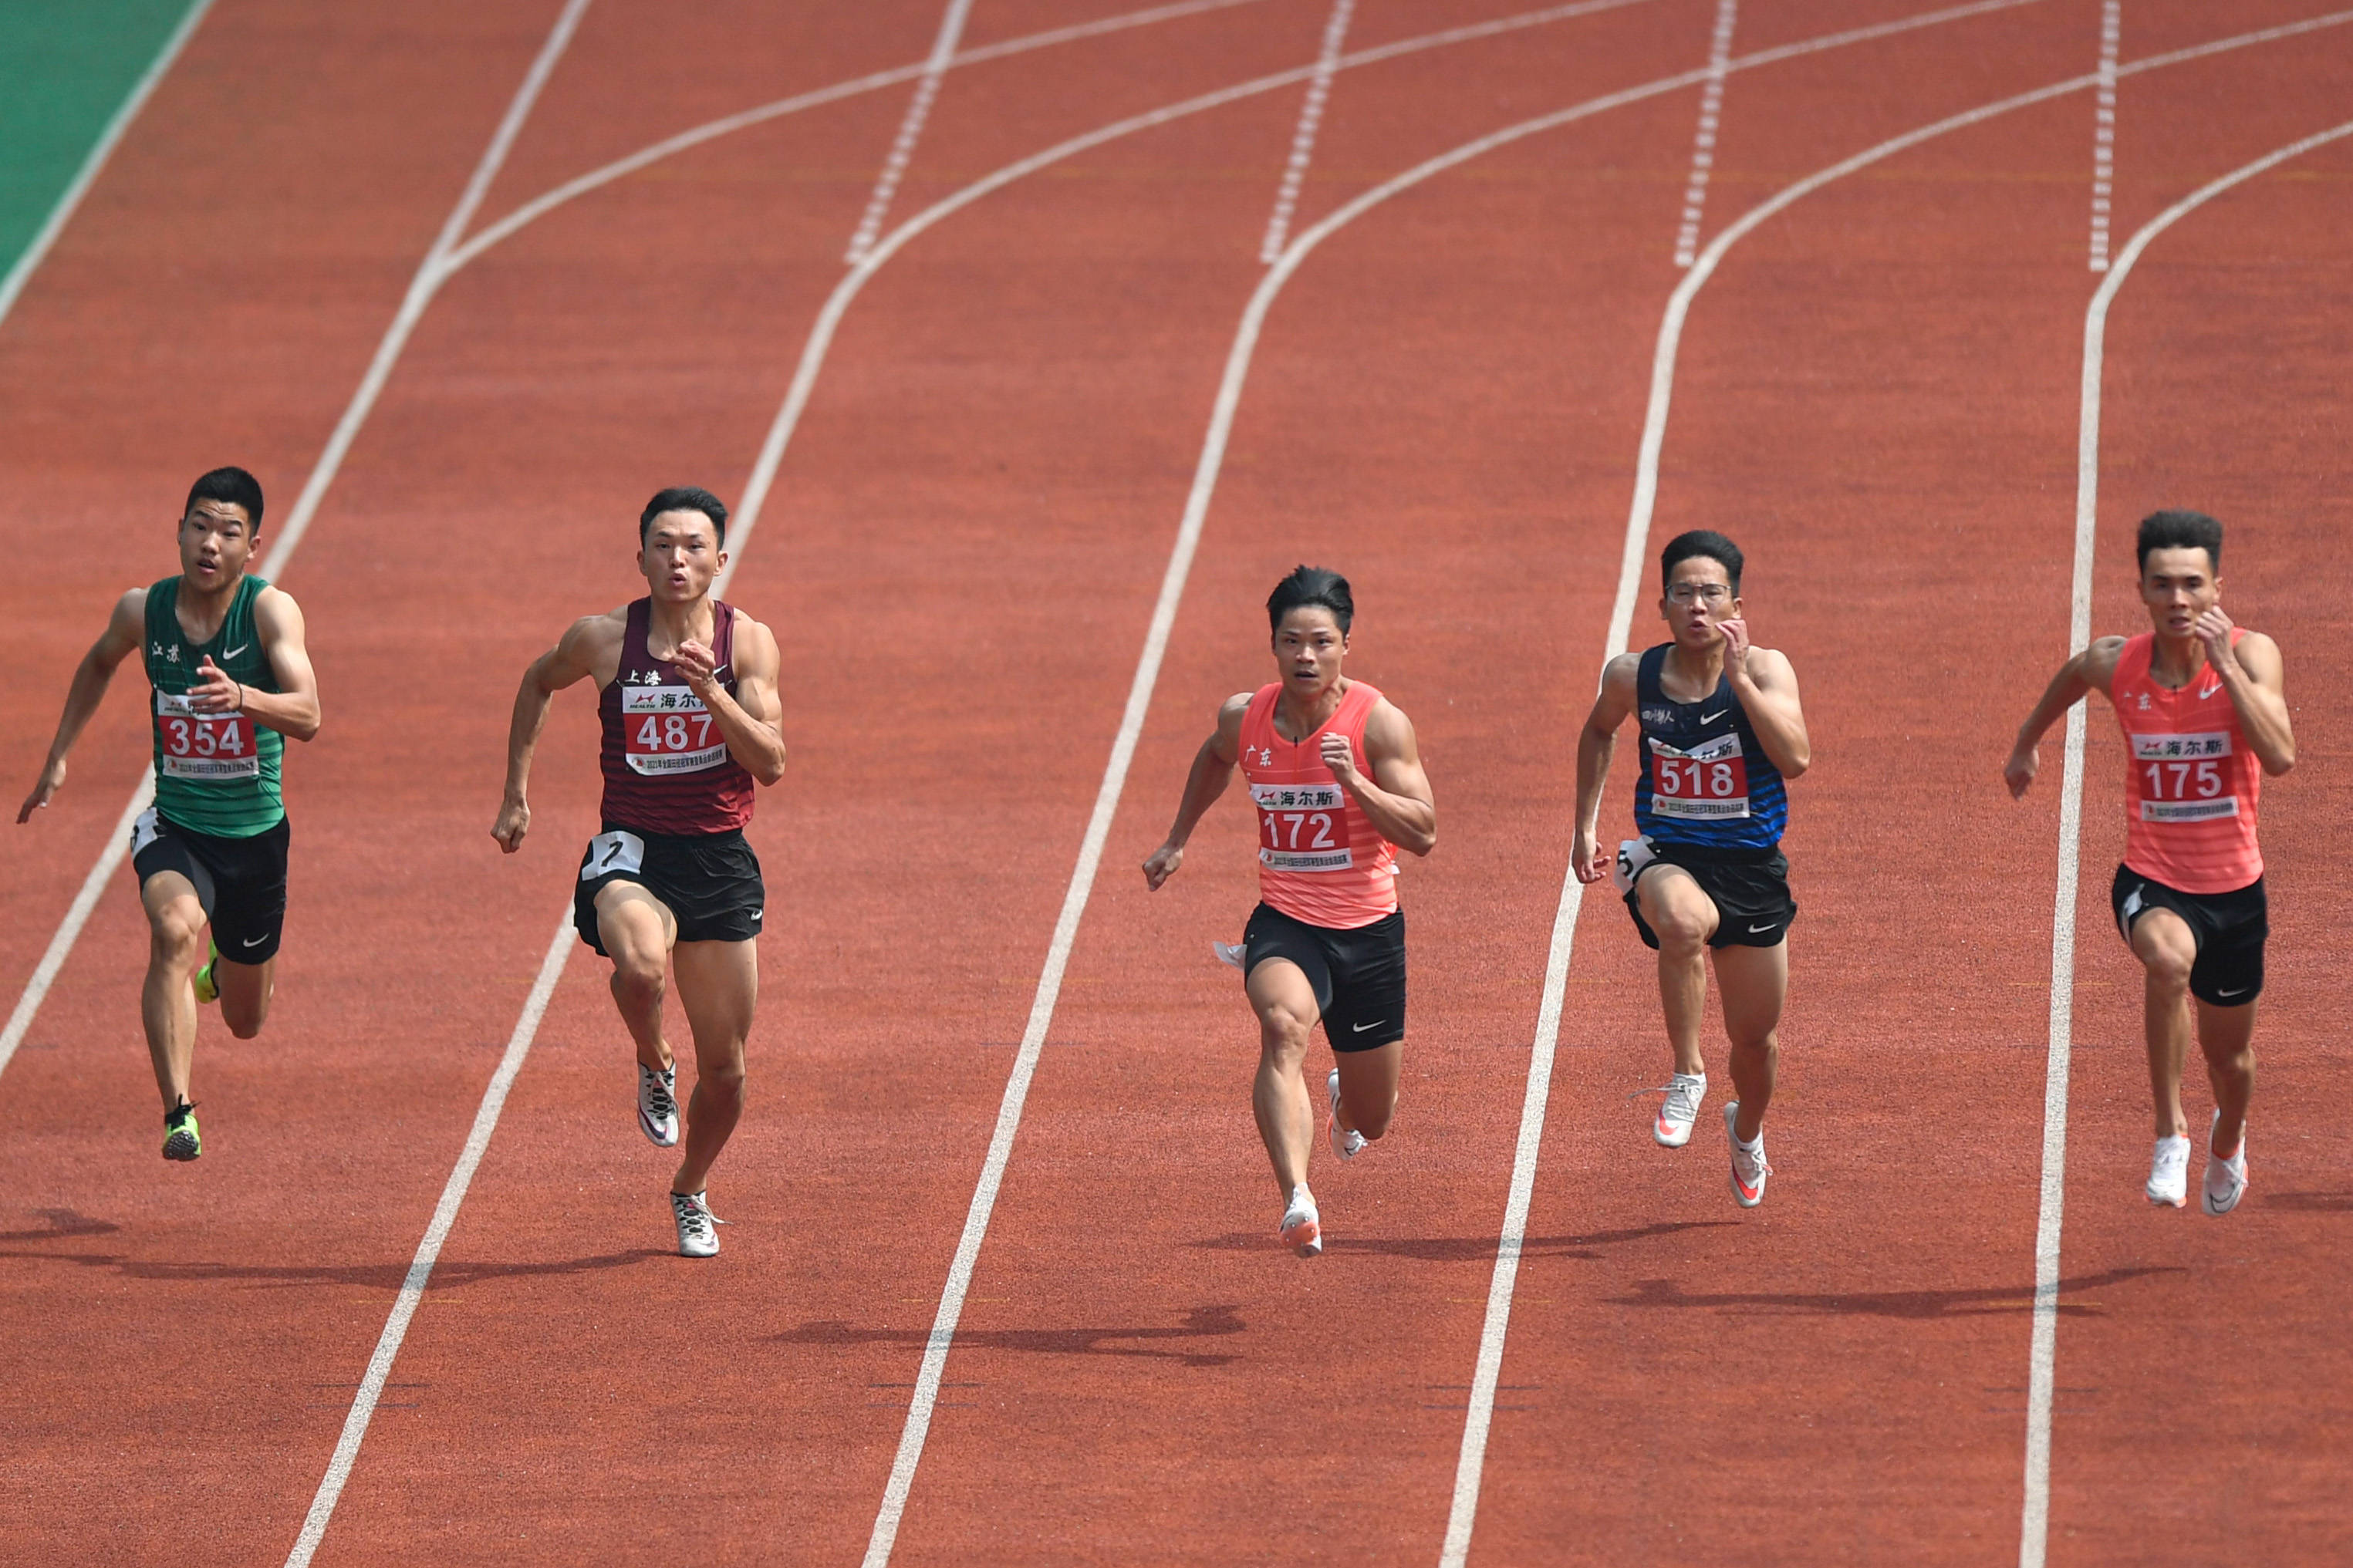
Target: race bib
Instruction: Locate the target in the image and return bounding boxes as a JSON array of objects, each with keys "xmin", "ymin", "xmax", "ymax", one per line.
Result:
[
  {"xmin": 154, "ymin": 690, "xmax": 258, "ymax": 781},
  {"xmin": 582, "ymin": 828, "xmax": 646, "ymax": 880},
  {"xmin": 1612, "ymin": 835, "xmax": 1657, "ymax": 895},
  {"xmin": 2134, "ymin": 732, "xmax": 2239, "ymax": 822},
  {"xmin": 1648, "ymin": 731, "xmax": 1748, "ymax": 819},
  {"xmin": 622, "ymin": 685, "xmax": 727, "ymax": 776},
  {"xmin": 1251, "ymin": 781, "xmax": 1352, "ymax": 872}
]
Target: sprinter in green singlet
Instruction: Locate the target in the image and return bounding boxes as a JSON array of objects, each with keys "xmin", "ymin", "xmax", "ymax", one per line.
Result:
[{"xmin": 19, "ymin": 468, "xmax": 321, "ymax": 1160}]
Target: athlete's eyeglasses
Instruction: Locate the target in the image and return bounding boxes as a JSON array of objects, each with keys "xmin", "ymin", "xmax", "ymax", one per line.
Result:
[{"xmin": 1666, "ymin": 583, "xmax": 1731, "ymax": 605}]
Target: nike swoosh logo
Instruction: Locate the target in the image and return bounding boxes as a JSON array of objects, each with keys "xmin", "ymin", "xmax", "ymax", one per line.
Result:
[
  {"xmin": 1352, "ymin": 1019, "xmax": 1387, "ymax": 1034},
  {"xmin": 2199, "ymin": 684, "xmax": 2220, "ymax": 699},
  {"xmin": 222, "ymin": 644, "xmax": 248, "ymax": 658},
  {"xmin": 1747, "ymin": 922, "xmax": 1777, "ymax": 933},
  {"xmin": 239, "ymin": 935, "xmax": 268, "ymax": 948},
  {"xmin": 748, "ymin": 909, "xmax": 762, "ymax": 920},
  {"xmin": 2215, "ymin": 986, "xmax": 2249, "ymax": 998},
  {"xmin": 1700, "ymin": 710, "xmax": 1727, "ymax": 723}
]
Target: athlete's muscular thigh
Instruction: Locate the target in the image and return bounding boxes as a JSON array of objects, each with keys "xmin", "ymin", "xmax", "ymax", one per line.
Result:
[
  {"xmin": 1712, "ymin": 941, "xmax": 1788, "ymax": 1044},
  {"xmin": 2127, "ymin": 905, "xmax": 2197, "ymax": 985},
  {"xmin": 1636, "ymin": 863, "xmax": 1720, "ymax": 946},
  {"xmin": 1246, "ymin": 959, "xmax": 1320, "ymax": 1056},
  {"xmin": 670, "ymin": 939, "xmax": 756, "ymax": 1074},
  {"xmin": 595, "ymin": 879, "xmax": 677, "ymax": 963}
]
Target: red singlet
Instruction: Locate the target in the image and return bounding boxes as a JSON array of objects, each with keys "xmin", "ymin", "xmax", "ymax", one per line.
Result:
[
  {"xmin": 1237, "ymin": 680, "xmax": 1399, "ymax": 929},
  {"xmin": 596, "ymin": 597, "xmax": 756, "ymax": 835},
  {"xmin": 2112, "ymin": 630, "xmax": 2262, "ymax": 893}
]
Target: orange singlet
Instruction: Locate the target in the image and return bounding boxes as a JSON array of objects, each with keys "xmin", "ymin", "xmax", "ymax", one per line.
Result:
[
  {"xmin": 1237, "ymin": 680, "xmax": 1399, "ymax": 929},
  {"xmin": 2112, "ymin": 630, "xmax": 2263, "ymax": 893}
]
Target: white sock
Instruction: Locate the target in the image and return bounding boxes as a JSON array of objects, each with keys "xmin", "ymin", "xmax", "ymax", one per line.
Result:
[
  {"xmin": 1288, "ymin": 1183, "xmax": 1314, "ymax": 1212},
  {"xmin": 1735, "ymin": 1130, "xmax": 1763, "ymax": 1153}
]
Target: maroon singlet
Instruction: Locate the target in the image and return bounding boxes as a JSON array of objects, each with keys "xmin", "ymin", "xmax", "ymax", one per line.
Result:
[{"xmin": 596, "ymin": 597, "xmax": 756, "ymax": 835}]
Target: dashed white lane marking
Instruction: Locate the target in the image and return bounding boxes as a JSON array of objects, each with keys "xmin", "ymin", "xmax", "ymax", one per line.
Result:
[
  {"xmin": 1672, "ymin": 0, "xmax": 1737, "ymax": 266},
  {"xmin": 845, "ymin": 0, "xmax": 976, "ymax": 266},
  {"xmin": 2087, "ymin": 0, "xmax": 2120, "ymax": 270},
  {"xmin": 1443, "ymin": 12, "xmax": 2353, "ymax": 1567},
  {"xmin": 2020, "ymin": 116, "xmax": 2353, "ymax": 1568},
  {"xmin": 1258, "ymin": 0, "xmax": 1356, "ymax": 263},
  {"xmin": 0, "ymin": 0, "xmax": 215, "ymax": 334}
]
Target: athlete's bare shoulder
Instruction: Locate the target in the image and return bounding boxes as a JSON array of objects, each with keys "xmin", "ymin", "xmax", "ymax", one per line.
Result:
[
  {"xmin": 1743, "ymin": 644, "xmax": 1798, "ymax": 686},
  {"xmin": 2233, "ymin": 628, "xmax": 2283, "ymax": 678},
  {"xmin": 724, "ymin": 605, "xmax": 780, "ymax": 674},
  {"xmin": 1599, "ymin": 650, "xmax": 1642, "ymax": 692},
  {"xmin": 252, "ymin": 583, "xmax": 306, "ymax": 634},
  {"xmin": 2079, "ymin": 635, "xmax": 2129, "ymax": 693}
]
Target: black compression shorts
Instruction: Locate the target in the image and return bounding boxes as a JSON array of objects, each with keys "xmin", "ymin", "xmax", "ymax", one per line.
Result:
[
  {"xmin": 131, "ymin": 807, "xmax": 289, "ymax": 963},
  {"xmin": 575, "ymin": 825, "xmax": 765, "ymax": 954},
  {"xmin": 2112, "ymin": 864, "xmax": 2267, "ymax": 1007},
  {"xmin": 1242, "ymin": 902, "xmax": 1406, "ymax": 1051},
  {"xmin": 1625, "ymin": 841, "xmax": 1795, "ymax": 950}
]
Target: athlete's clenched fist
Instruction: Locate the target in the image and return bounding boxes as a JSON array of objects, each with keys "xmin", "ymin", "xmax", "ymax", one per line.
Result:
[
  {"xmin": 1140, "ymin": 840, "xmax": 1184, "ymax": 891},
  {"xmin": 1318, "ymin": 730, "xmax": 1362, "ymax": 786}
]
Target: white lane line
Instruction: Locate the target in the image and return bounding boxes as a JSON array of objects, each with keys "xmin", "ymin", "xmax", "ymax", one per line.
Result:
[
  {"xmin": 448, "ymin": 0, "xmax": 1665, "ymax": 275},
  {"xmin": 0, "ymin": 0, "xmax": 594, "ymax": 1090},
  {"xmin": 1258, "ymin": 0, "xmax": 1356, "ymax": 263},
  {"xmin": 844, "ymin": 0, "xmax": 975, "ymax": 266},
  {"xmin": 0, "ymin": 0, "xmax": 216, "ymax": 335},
  {"xmin": 1671, "ymin": 0, "xmax": 1737, "ymax": 267},
  {"xmin": 449, "ymin": 0, "xmax": 1281, "ymax": 272},
  {"xmin": 2087, "ymin": 0, "xmax": 2120, "ymax": 271},
  {"xmin": 1444, "ymin": 15, "xmax": 2353, "ymax": 1566},
  {"xmin": 2019, "ymin": 118, "xmax": 2353, "ymax": 1568},
  {"xmin": 847, "ymin": 6, "xmax": 2058, "ymax": 1564},
  {"xmin": 280, "ymin": 911, "xmax": 572, "ymax": 1567}
]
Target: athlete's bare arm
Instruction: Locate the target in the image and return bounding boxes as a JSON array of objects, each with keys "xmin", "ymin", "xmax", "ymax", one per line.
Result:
[
  {"xmin": 1322, "ymin": 699, "xmax": 1435, "ymax": 855},
  {"xmin": 492, "ymin": 611, "xmax": 627, "ymax": 854},
  {"xmin": 1569, "ymin": 653, "xmax": 1642, "ymax": 884},
  {"xmin": 187, "ymin": 585, "xmax": 321, "ymax": 741},
  {"xmin": 2197, "ymin": 612, "xmax": 2294, "ymax": 774},
  {"xmin": 1141, "ymin": 693, "xmax": 1250, "ymax": 891},
  {"xmin": 673, "ymin": 610, "xmax": 785, "ymax": 787},
  {"xmin": 18, "ymin": 588, "xmax": 147, "ymax": 824},
  {"xmin": 2004, "ymin": 636, "xmax": 2128, "ymax": 799},
  {"xmin": 1718, "ymin": 621, "xmax": 1809, "ymax": 778}
]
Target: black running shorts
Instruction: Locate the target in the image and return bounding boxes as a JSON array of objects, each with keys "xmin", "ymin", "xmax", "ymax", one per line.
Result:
[
  {"xmin": 2112, "ymin": 863, "xmax": 2267, "ymax": 1007},
  {"xmin": 1625, "ymin": 841, "xmax": 1795, "ymax": 950},
  {"xmin": 575, "ymin": 825, "xmax": 765, "ymax": 954},
  {"xmin": 1241, "ymin": 901, "xmax": 1406, "ymax": 1051},
  {"xmin": 131, "ymin": 807, "xmax": 289, "ymax": 963}
]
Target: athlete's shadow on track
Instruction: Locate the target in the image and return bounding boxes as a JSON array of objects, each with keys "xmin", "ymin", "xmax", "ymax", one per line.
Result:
[
  {"xmin": 2264, "ymin": 1190, "xmax": 2353, "ymax": 1212},
  {"xmin": 1189, "ymin": 1221, "xmax": 1733, "ymax": 1262},
  {"xmin": 1606, "ymin": 1265, "xmax": 2182, "ymax": 1319},
  {"xmin": 0, "ymin": 1216, "xmax": 667, "ymax": 1290},
  {"xmin": 772, "ymin": 1303, "xmax": 1247, "ymax": 1367}
]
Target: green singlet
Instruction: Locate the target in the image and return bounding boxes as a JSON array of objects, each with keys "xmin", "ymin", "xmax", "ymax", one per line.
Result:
[{"xmin": 143, "ymin": 574, "xmax": 284, "ymax": 837}]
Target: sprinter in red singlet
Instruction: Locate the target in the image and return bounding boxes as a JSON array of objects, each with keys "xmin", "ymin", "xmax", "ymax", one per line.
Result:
[
  {"xmin": 2008, "ymin": 510, "xmax": 2294, "ymax": 1216},
  {"xmin": 1142, "ymin": 567, "xmax": 1436, "ymax": 1256},
  {"xmin": 493, "ymin": 487, "xmax": 786, "ymax": 1256}
]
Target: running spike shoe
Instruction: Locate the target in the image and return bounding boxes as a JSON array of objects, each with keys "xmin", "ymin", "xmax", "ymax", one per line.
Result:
[
  {"xmin": 2200, "ymin": 1110, "xmax": 2247, "ymax": 1217},
  {"xmin": 1650, "ymin": 1071, "xmax": 1707, "ymax": 1147},
  {"xmin": 162, "ymin": 1101, "xmax": 201, "ymax": 1162},
  {"xmin": 1279, "ymin": 1186, "xmax": 1322, "ymax": 1257},
  {"xmin": 1725, "ymin": 1101, "xmax": 1769, "ymax": 1208},
  {"xmin": 2146, "ymin": 1135, "xmax": 2190, "ymax": 1208},
  {"xmin": 638, "ymin": 1061, "xmax": 679, "ymax": 1147},
  {"xmin": 671, "ymin": 1190, "xmax": 724, "ymax": 1258},
  {"xmin": 192, "ymin": 942, "xmax": 220, "ymax": 1007},
  {"xmin": 1327, "ymin": 1069, "xmax": 1365, "ymax": 1161}
]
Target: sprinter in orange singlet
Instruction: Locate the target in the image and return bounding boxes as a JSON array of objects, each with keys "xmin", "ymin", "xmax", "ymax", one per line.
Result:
[
  {"xmin": 2008, "ymin": 510, "xmax": 2294, "ymax": 1216},
  {"xmin": 1142, "ymin": 567, "xmax": 1436, "ymax": 1256}
]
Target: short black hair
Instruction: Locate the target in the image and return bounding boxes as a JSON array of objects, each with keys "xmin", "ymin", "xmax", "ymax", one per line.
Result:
[
  {"xmin": 185, "ymin": 467, "xmax": 264, "ymax": 532},
  {"xmin": 1661, "ymin": 529, "xmax": 1741, "ymax": 594},
  {"xmin": 640, "ymin": 486, "xmax": 728, "ymax": 548},
  {"xmin": 1268, "ymin": 565, "xmax": 1353, "ymax": 635},
  {"xmin": 2136, "ymin": 508, "xmax": 2222, "ymax": 572}
]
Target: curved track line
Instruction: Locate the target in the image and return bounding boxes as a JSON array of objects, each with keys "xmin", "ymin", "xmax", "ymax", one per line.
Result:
[
  {"xmin": 2018, "ymin": 117, "xmax": 2353, "ymax": 1568},
  {"xmin": 843, "ymin": 0, "xmax": 975, "ymax": 266},
  {"xmin": 1441, "ymin": 12, "xmax": 2353, "ymax": 1566},
  {"xmin": 442, "ymin": 0, "xmax": 1280, "ymax": 274},
  {"xmin": 0, "ymin": 0, "xmax": 596, "ymax": 1087},
  {"xmin": 0, "ymin": 0, "xmax": 216, "ymax": 334},
  {"xmin": 851, "ymin": 4, "xmax": 2064, "ymax": 1561}
]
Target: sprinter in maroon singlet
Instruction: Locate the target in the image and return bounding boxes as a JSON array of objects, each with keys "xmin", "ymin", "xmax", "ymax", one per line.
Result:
[{"xmin": 494, "ymin": 487, "xmax": 786, "ymax": 1256}]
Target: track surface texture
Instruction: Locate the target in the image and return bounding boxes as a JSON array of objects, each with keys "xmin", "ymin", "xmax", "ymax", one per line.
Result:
[{"xmin": 0, "ymin": 2, "xmax": 2344, "ymax": 1563}]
